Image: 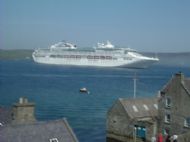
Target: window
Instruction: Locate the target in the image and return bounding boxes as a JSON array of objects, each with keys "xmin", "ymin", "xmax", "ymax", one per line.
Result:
[
  {"xmin": 160, "ymin": 91, "xmax": 165, "ymax": 97},
  {"xmin": 76, "ymin": 55, "xmax": 81, "ymax": 59},
  {"xmin": 49, "ymin": 138, "xmax": 58, "ymax": 142},
  {"xmin": 184, "ymin": 118, "xmax": 190, "ymax": 128},
  {"xmin": 143, "ymin": 104, "xmax": 149, "ymax": 111},
  {"xmin": 94, "ymin": 56, "xmax": 100, "ymax": 59},
  {"xmin": 165, "ymin": 97, "xmax": 171, "ymax": 108},
  {"xmin": 87, "ymin": 55, "xmax": 93, "ymax": 59},
  {"xmin": 106, "ymin": 56, "xmax": 112, "ymax": 60},
  {"xmin": 134, "ymin": 125, "xmax": 146, "ymax": 139},
  {"xmin": 100, "ymin": 56, "xmax": 105, "ymax": 59},
  {"xmin": 132, "ymin": 105, "xmax": 138, "ymax": 112},
  {"xmin": 165, "ymin": 114, "xmax": 171, "ymax": 123},
  {"xmin": 154, "ymin": 104, "xmax": 158, "ymax": 110}
]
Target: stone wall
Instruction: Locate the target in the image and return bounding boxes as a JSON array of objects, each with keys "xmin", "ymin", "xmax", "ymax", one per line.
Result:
[{"xmin": 158, "ymin": 73, "xmax": 190, "ymax": 135}]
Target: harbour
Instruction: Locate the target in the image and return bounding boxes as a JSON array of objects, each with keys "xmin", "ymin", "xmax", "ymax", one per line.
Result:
[
  {"xmin": 1, "ymin": 59, "xmax": 190, "ymax": 141},
  {"xmin": 1, "ymin": 0, "xmax": 190, "ymax": 141}
]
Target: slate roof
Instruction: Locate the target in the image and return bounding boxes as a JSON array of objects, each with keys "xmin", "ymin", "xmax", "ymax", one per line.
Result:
[
  {"xmin": 0, "ymin": 118, "xmax": 78, "ymax": 142},
  {"xmin": 184, "ymin": 78, "xmax": 190, "ymax": 95},
  {"xmin": 0, "ymin": 107, "xmax": 12, "ymax": 125},
  {"xmin": 119, "ymin": 97, "xmax": 158, "ymax": 120},
  {"xmin": 161, "ymin": 72, "xmax": 190, "ymax": 96}
]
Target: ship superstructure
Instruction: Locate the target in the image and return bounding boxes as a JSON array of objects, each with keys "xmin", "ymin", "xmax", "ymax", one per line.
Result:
[{"xmin": 32, "ymin": 41, "xmax": 159, "ymax": 68}]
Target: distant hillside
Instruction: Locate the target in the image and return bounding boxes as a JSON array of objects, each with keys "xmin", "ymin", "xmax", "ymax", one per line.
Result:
[
  {"xmin": 0, "ymin": 49, "xmax": 33, "ymax": 60},
  {"xmin": 143, "ymin": 52, "xmax": 190, "ymax": 67},
  {"xmin": 0, "ymin": 49, "xmax": 190, "ymax": 67}
]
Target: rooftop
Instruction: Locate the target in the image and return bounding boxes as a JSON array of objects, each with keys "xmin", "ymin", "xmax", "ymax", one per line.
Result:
[
  {"xmin": 0, "ymin": 97, "xmax": 78, "ymax": 142},
  {"xmin": 119, "ymin": 97, "xmax": 158, "ymax": 120},
  {"xmin": 0, "ymin": 118, "xmax": 78, "ymax": 142},
  {"xmin": 0, "ymin": 107, "xmax": 12, "ymax": 126},
  {"xmin": 161, "ymin": 72, "xmax": 190, "ymax": 96}
]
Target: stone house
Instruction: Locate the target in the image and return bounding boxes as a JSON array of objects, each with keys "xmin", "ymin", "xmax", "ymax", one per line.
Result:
[
  {"xmin": 107, "ymin": 72, "xmax": 190, "ymax": 142},
  {"xmin": 107, "ymin": 97, "xmax": 158, "ymax": 142},
  {"xmin": 158, "ymin": 72, "xmax": 190, "ymax": 139},
  {"xmin": 0, "ymin": 97, "xmax": 78, "ymax": 142}
]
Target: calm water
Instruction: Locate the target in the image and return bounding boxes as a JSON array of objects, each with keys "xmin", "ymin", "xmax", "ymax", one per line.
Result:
[{"xmin": 0, "ymin": 60, "xmax": 190, "ymax": 142}]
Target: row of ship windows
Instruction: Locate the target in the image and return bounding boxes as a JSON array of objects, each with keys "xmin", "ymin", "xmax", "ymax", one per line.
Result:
[
  {"xmin": 49, "ymin": 55, "xmax": 117, "ymax": 60},
  {"xmin": 36, "ymin": 55, "xmax": 132, "ymax": 60},
  {"xmin": 36, "ymin": 55, "xmax": 133, "ymax": 60}
]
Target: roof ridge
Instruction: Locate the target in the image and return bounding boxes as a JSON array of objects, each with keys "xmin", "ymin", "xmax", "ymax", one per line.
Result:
[
  {"xmin": 62, "ymin": 118, "xmax": 79, "ymax": 142},
  {"xmin": 118, "ymin": 99, "xmax": 134, "ymax": 119},
  {"xmin": 161, "ymin": 75, "xmax": 174, "ymax": 92},
  {"xmin": 181, "ymin": 82, "xmax": 190, "ymax": 97}
]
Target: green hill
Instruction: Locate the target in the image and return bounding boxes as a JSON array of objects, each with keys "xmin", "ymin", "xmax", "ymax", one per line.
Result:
[{"xmin": 0, "ymin": 49, "xmax": 33, "ymax": 60}]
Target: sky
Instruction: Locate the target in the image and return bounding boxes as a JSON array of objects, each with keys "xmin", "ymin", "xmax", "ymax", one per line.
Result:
[{"xmin": 0, "ymin": 0, "xmax": 190, "ymax": 52}]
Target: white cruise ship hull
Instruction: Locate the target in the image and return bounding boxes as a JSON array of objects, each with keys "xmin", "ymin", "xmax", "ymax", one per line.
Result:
[
  {"xmin": 32, "ymin": 40, "xmax": 159, "ymax": 68},
  {"xmin": 32, "ymin": 54, "xmax": 158, "ymax": 68}
]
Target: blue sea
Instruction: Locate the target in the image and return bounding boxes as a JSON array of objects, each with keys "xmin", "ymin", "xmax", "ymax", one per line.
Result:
[{"xmin": 0, "ymin": 59, "xmax": 190, "ymax": 142}]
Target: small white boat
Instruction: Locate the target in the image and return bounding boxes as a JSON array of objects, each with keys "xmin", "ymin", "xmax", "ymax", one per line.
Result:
[{"xmin": 79, "ymin": 88, "xmax": 90, "ymax": 94}]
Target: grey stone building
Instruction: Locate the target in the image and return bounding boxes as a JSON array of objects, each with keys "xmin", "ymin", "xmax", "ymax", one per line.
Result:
[
  {"xmin": 107, "ymin": 72, "xmax": 190, "ymax": 142},
  {"xmin": 107, "ymin": 97, "xmax": 158, "ymax": 142},
  {"xmin": 0, "ymin": 97, "xmax": 78, "ymax": 142},
  {"xmin": 158, "ymin": 72, "xmax": 190, "ymax": 139}
]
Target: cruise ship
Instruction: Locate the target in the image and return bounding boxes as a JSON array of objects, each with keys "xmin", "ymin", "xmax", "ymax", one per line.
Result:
[{"xmin": 32, "ymin": 41, "xmax": 159, "ymax": 68}]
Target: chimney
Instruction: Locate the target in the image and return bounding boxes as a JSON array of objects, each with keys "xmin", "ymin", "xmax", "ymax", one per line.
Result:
[
  {"xmin": 12, "ymin": 97, "xmax": 36, "ymax": 124},
  {"xmin": 175, "ymin": 72, "xmax": 184, "ymax": 84}
]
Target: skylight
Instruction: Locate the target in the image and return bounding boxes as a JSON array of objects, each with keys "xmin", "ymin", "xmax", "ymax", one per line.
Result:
[
  {"xmin": 154, "ymin": 104, "xmax": 158, "ymax": 109},
  {"xmin": 133, "ymin": 105, "xmax": 138, "ymax": 112},
  {"xmin": 143, "ymin": 104, "xmax": 149, "ymax": 111}
]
